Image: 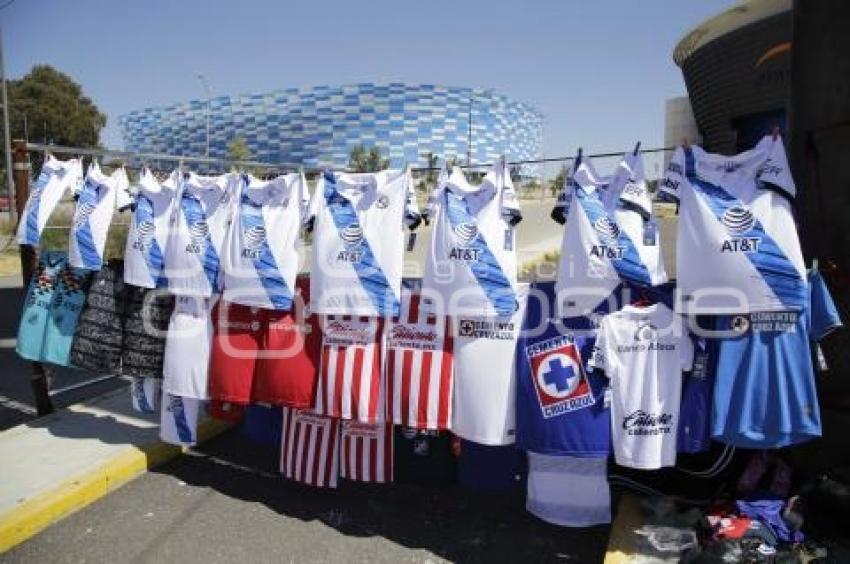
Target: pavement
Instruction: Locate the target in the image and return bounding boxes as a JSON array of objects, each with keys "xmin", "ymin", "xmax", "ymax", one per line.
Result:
[{"xmin": 2, "ymin": 426, "xmax": 612, "ymax": 563}]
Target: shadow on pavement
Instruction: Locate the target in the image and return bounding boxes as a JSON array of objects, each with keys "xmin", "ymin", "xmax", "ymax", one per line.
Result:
[{"xmin": 152, "ymin": 427, "xmax": 611, "ymax": 563}]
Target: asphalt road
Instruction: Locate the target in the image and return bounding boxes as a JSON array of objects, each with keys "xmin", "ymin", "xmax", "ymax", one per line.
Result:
[{"xmin": 3, "ymin": 428, "xmax": 612, "ymax": 563}]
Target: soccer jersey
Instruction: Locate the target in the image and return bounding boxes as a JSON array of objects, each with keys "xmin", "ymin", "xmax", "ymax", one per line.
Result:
[
  {"xmin": 69, "ymin": 163, "xmax": 131, "ymax": 270},
  {"xmin": 393, "ymin": 427, "xmax": 457, "ymax": 486},
  {"xmin": 710, "ymin": 269, "xmax": 842, "ymax": 448},
  {"xmin": 42, "ymin": 261, "xmax": 90, "ymax": 367},
  {"xmin": 162, "ymin": 296, "xmax": 215, "ymax": 399},
  {"xmin": 280, "ymin": 407, "xmax": 340, "ymax": 488},
  {"xmin": 313, "ymin": 316, "xmax": 384, "ymax": 423},
  {"xmin": 451, "ymin": 283, "xmax": 529, "ymax": 445},
  {"xmin": 515, "ymin": 281, "xmax": 613, "ymax": 457},
  {"xmin": 590, "ymin": 303, "xmax": 694, "ymax": 469},
  {"xmin": 130, "ymin": 376, "xmax": 161, "ymax": 414},
  {"xmin": 677, "ymin": 334, "xmax": 714, "ymax": 454},
  {"xmin": 17, "ymin": 251, "xmax": 67, "ymax": 361},
  {"xmin": 422, "ymin": 161, "xmax": 521, "ymax": 317},
  {"xmin": 223, "ymin": 172, "xmax": 310, "ymax": 310},
  {"xmin": 387, "ymin": 289, "xmax": 454, "ymax": 430},
  {"xmin": 308, "ymin": 169, "xmax": 420, "ymax": 316},
  {"xmin": 160, "ymin": 393, "xmax": 202, "ymax": 447},
  {"xmin": 16, "ymin": 156, "xmax": 83, "ymax": 246},
  {"xmin": 660, "ymin": 136, "xmax": 806, "ymax": 313},
  {"xmin": 123, "ymin": 169, "xmax": 178, "ymax": 288},
  {"xmin": 555, "ymin": 154, "xmax": 666, "ymax": 317},
  {"xmin": 164, "ymin": 172, "xmax": 236, "ymax": 297},
  {"xmin": 339, "ymin": 420, "xmax": 393, "ymax": 483},
  {"xmin": 526, "ymin": 453, "xmax": 611, "ymax": 527}
]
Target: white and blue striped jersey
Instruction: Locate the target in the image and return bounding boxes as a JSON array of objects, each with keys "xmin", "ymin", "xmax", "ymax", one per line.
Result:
[
  {"xmin": 555, "ymin": 153, "xmax": 667, "ymax": 317},
  {"xmin": 68, "ymin": 163, "xmax": 131, "ymax": 270},
  {"xmin": 123, "ymin": 169, "xmax": 178, "ymax": 288},
  {"xmin": 421, "ymin": 161, "xmax": 522, "ymax": 317},
  {"xmin": 308, "ymin": 169, "xmax": 420, "ymax": 316},
  {"xmin": 164, "ymin": 172, "xmax": 236, "ymax": 297},
  {"xmin": 17, "ymin": 155, "xmax": 83, "ymax": 246},
  {"xmin": 660, "ymin": 136, "xmax": 806, "ymax": 313},
  {"xmin": 222, "ymin": 172, "xmax": 310, "ymax": 310}
]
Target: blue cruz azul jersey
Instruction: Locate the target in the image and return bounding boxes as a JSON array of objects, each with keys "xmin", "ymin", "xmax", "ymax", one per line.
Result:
[{"xmin": 515, "ymin": 281, "xmax": 614, "ymax": 457}]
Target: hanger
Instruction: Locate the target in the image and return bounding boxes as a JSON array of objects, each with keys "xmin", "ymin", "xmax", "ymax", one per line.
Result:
[
  {"xmin": 771, "ymin": 125, "xmax": 781, "ymax": 141},
  {"xmin": 575, "ymin": 147, "xmax": 583, "ymax": 168},
  {"xmin": 633, "ymin": 141, "xmax": 641, "ymax": 156}
]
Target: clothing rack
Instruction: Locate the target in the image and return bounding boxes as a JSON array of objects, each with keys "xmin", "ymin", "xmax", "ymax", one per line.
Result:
[{"xmin": 25, "ymin": 141, "xmax": 676, "ymax": 174}]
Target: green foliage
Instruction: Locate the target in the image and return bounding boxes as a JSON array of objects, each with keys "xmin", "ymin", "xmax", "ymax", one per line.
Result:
[
  {"xmin": 348, "ymin": 144, "xmax": 388, "ymax": 173},
  {"xmin": 549, "ymin": 167, "xmax": 566, "ymax": 197},
  {"xmin": 227, "ymin": 136, "xmax": 252, "ymax": 165},
  {"xmin": 8, "ymin": 65, "xmax": 105, "ymax": 147}
]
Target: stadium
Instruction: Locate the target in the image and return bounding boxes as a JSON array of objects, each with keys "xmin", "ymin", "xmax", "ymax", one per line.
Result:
[
  {"xmin": 673, "ymin": 0, "xmax": 791, "ymax": 153},
  {"xmin": 118, "ymin": 83, "xmax": 544, "ymax": 170}
]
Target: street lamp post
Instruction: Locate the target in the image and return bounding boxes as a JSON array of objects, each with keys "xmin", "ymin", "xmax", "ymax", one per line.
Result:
[{"xmin": 196, "ymin": 73, "xmax": 211, "ymax": 158}]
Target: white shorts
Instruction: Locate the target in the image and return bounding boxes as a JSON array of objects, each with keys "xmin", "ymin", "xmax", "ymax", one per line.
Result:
[
  {"xmin": 162, "ymin": 296, "xmax": 215, "ymax": 399},
  {"xmin": 160, "ymin": 392, "xmax": 203, "ymax": 447}
]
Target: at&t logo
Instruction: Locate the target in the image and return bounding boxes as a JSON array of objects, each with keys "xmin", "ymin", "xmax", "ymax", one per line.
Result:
[
  {"xmin": 449, "ymin": 222, "xmax": 481, "ymax": 262},
  {"xmin": 132, "ymin": 220, "xmax": 155, "ymax": 251},
  {"xmin": 590, "ymin": 216, "xmax": 625, "ymax": 259},
  {"xmin": 185, "ymin": 220, "xmax": 210, "ymax": 254},
  {"xmin": 336, "ymin": 222, "xmax": 364, "ymax": 263},
  {"xmin": 720, "ymin": 206, "xmax": 760, "ymax": 253},
  {"xmin": 241, "ymin": 225, "xmax": 266, "ymax": 259}
]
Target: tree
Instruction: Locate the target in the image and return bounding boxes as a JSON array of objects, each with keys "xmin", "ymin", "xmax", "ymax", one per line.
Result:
[
  {"xmin": 549, "ymin": 167, "xmax": 567, "ymax": 197},
  {"xmin": 227, "ymin": 136, "xmax": 252, "ymax": 164},
  {"xmin": 8, "ymin": 65, "xmax": 105, "ymax": 147},
  {"xmin": 348, "ymin": 144, "xmax": 388, "ymax": 172}
]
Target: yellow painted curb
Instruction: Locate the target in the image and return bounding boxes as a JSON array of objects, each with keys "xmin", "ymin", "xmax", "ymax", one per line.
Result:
[
  {"xmin": 0, "ymin": 418, "xmax": 232, "ymax": 553},
  {"xmin": 603, "ymin": 493, "xmax": 642, "ymax": 564}
]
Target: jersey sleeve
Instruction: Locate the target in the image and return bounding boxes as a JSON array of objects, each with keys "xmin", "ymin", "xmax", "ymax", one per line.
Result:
[
  {"xmin": 304, "ymin": 174, "xmax": 323, "ymax": 232},
  {"xmin": 550, "ymin": 166, "xmax": 572, "ymax": 225},
  {"xmin": 114, "ymin": 168, "xmax": 134, "ymax": 211},
  {"xmin": 500, "ymin": 163, "xmax": 522, "ymax": 226},
  {"xmin": 403, "ymin": 170, "xmax": 422, "ymax": 230},
  {"xmin": 617, "ymin": 153, "xmax": 653, "ymax": 219},
  {"xmin": 587, "ymin": 317, "xmax": 610, "ymax": 374},
  {"xmin": 677, "ymin": 317, "xmax": 695, "ymax": 372},
  {"xmin": 808, "ymin": 269, "xmax": 843, "ymax": 342},
  {"xmin": 659, "ymin": 147, "xmax": 686, "ymax": 203},
  {"xmin": 422, "ymin": 165, "xmax": 448, "ymax": 224},
  {"xmin": 757, "ymin": 136, "xmax": 796, "ymax": 198},
  {"xmin": 296, "ymin": 171, "xmax": 311, "ymax": 220}
]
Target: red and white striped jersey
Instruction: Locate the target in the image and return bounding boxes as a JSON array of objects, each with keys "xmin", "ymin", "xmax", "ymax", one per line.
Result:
[
  {"xmin": 339, "ymin": 420, "xmax": 393, "ymax": 483},
  {"xmin": 313, "ymin": 316, "xmax": 384, "ymax": 423},
  {"xmin": 387, "ymin": 291, "xmax": 454, "ymax": 430},
  {"xmin": 280, "ymin": 407, "xmax": 340, "ymax": 488}
]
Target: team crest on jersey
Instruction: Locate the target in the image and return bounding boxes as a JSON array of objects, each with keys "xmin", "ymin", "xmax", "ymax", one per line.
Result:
[
  {"xmin": 449, "ymin": 222, "xmax": 482, "ymax": 262},
  {"xmin": 186, "ymin": 220, "xmax": 210, "ymax": 253},
  {"xmin": 336, "ymin": 222, "xmax": 365, "ymax": 262},
  {"xmin": 375, "ymin": 195, "xmax": 390, "ymax": 209},
  {"xmin": 132, "ymin": 220, "xmax": 155, "ymax": 251},
  {"xmin": 241, "ymin": 225, "xmax": 267, "ymax": 258},
  {"xmin": 719, "ymin": 206, "xmax": 761, "ymax": 253},
  {"xmin": 526, "ymin": 335, "xmax": 595, "ymax": 418},
  {"xmin": 590, "ymin": 216, "xmax": 625, "ymax": 259}
]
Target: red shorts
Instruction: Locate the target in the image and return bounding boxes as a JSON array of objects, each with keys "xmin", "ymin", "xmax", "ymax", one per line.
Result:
[{"xmin": 208, "ymin": 278, "xmax": 320, "ymax": 407}]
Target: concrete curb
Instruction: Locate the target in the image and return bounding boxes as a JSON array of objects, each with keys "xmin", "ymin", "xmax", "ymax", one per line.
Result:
[{"xmin": 0, "ymin": 411, "xmax": 231, "ymax": 553}]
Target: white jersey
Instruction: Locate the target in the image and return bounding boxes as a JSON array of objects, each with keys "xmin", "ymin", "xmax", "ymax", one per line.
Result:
[
  {"xmin": 451, "ymin": 283, "xmax": 529, "ymax": 445},
  {"xmin": 17, "ymin": 155, "xmax": 83, "ymax": 246},
  {"xmin": 68, "ymin": 163, "xmax": 131, "ymax": 270},
  {"xmin": 162, "ymin": 295, "xmax": 215, "ymax": 399},
  {"xmin": 661, "ymin": 136, "xmax": 806, "ymax": 313},
  {"xmin": 589, "ymin": 303, "xmax": 694, "ymax": 469},
  {"xmin": 222, "ymin": 173, "xmax": 309, "ymax": 309},
  {"xmin": 308, "ymin": 169, "xmax": 420, "ymax": 316},
  {"xmin": 164, "ymin": 172, "xmax": 236, "ymax": 297},
  {"xmin": 422, "ymin": 161, "xmax": 521, "ymax": 317},
  {"xmin": 123, "ymin": 169, "xmax": 178, "ymax": 288},
  {"xmin": 526, "ymin": 453, "xmax": 611, "ymax": 527},
  {"xmin": 555, "ymin": 154, "xmax": 666, "ymax": 317}
]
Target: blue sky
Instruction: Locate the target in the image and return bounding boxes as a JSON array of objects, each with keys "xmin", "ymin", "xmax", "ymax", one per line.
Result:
[{"xmin": 1, "ymin": 0, "xmax": 734, "ymax": 161}]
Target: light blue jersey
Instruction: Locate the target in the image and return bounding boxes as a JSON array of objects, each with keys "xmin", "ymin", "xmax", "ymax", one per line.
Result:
[
  {"xmin": 711, "ymin": 269, "xmax": 842, "ymax": 448},
  {"xmin": 16, "ymin": 252, "xmax": 67, "ymax": 361}
]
